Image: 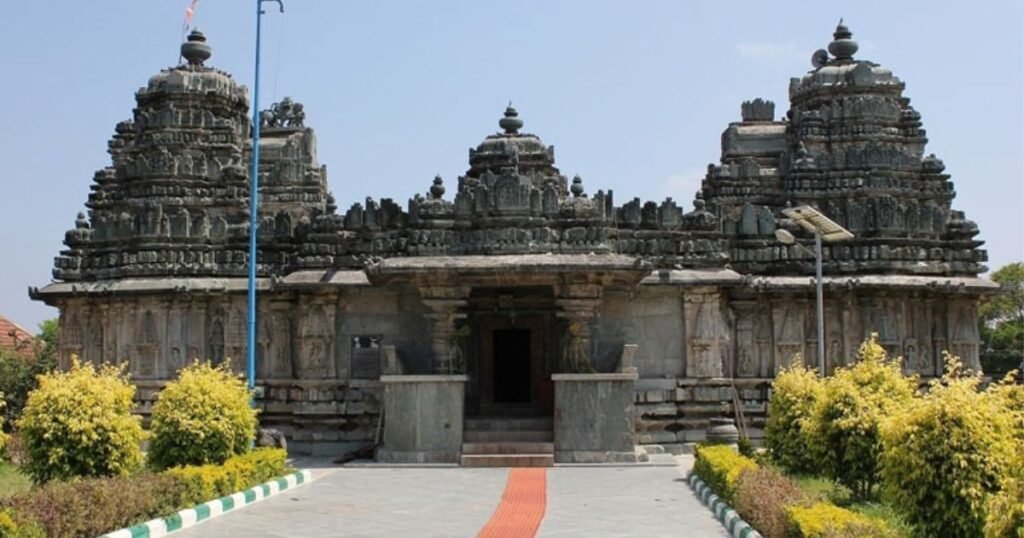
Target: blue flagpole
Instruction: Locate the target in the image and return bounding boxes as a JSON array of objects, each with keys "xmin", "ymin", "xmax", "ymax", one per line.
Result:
[{"xmin": 247, "ymin": 0, "xmax": 283, "ymax": 396}]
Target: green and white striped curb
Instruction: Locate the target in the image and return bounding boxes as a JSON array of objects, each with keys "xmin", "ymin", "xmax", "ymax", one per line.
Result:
[
  {"xmin": 100, "ymin": 469, "xmax": 313, "ymax": 538},
  {"xmin": 687, "ymin": 471, "xmax": 762, "ymax": 538}
]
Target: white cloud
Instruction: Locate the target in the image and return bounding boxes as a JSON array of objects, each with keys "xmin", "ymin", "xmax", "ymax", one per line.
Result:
[
  {"xmin": 658, "ymin": 166, "xmax": 707, "ymax": 203},
  {"xmin": 735, "ymin": 41, "xmax": 802, "ymax": 62}
]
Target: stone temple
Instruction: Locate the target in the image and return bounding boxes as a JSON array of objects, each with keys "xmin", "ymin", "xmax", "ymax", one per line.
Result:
[{"xmin": 32, "ymin": 23, "xmax": 994, "ymax": 462}]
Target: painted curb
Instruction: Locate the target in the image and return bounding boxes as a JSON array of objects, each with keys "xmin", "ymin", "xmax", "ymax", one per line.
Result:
[
  {"xmin": 687, "ymin": 471, "xmax": 763, "ymax": 538},
  {"xmin": 99, "ymin": 469, "xmax": 313, "ymax": 538}
]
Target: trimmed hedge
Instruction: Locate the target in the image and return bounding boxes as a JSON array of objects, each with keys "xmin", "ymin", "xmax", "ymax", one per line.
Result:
[
  {"xmin": 15, "ymin": 358, "xmax": 144, "ymax": 483},
  {"xmin": 0, "ymin": 448, "xmax": 289, "ymax": 538},
  {"xmin": 764, "ymin": 363, "xmax": 822, "ymax": 474},
  {"xmin": 733, "ymin": 466, "xmax": 807, "ymax": 538},
  {"xmin": 148, "ymin": 362, "xmax": 259, "ymax": 470},
  {"xmin": 786, "ymin": 502, "xmax": 894, "ymax": 538},
  {"xmin": 693, "ymin": 444, "xmax": 758, "ymax": 505},
  {"xmin": 165, "ymin": 448, "xmax": 290, "ymax": 507}
]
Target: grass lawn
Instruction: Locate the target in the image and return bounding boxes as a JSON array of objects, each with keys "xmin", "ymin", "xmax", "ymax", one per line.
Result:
[{"xmin": 0, "ymin": 462, "xmax": 32, "ymax": 499}]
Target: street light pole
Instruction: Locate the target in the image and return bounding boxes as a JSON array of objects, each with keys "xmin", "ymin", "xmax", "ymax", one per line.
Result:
[
  {"xmin": 814, "ymin": 231, "xmax": 824, "ymax": 376},
  {"xmin": 778, "ymin": 205, "xmax": 854, "ymax": 377},
  {"xmin": 246, "ymin": 0, "xmax": 284, "ymax": 393}
]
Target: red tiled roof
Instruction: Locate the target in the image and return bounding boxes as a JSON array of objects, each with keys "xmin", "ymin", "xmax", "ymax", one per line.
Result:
[{"xmin": 0, "ymin": 314, "xmax": 35, "ymax": 358}]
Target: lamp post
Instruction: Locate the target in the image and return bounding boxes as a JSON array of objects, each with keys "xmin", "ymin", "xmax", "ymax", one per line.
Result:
[
  {"xmin": 776, "ymin": 206, "xmax": 853, "ymax": 376},
  {"xmin": 246, "ymin": 0, "xmax": 284, "ymax": 393}
]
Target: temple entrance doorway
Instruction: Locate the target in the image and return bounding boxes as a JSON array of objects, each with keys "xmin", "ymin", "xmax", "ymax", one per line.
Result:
[{"xmin": 493, "ymin": 329, "xmax": 531, "ymax": 403}]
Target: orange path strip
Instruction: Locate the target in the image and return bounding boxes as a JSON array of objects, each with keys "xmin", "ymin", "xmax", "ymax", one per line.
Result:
[{"xmin": 476, "ymin": 468, "xmax": 548, "ymax": 538}]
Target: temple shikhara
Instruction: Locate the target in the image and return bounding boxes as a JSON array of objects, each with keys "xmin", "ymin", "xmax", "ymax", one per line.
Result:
[{"xmin": 32, "ymin": 23, "xmax": 994, "ymax": 464}]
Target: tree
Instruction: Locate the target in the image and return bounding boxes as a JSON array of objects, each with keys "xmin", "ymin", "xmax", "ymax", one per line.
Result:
[
  {"xmin": 979, "ymin": 262, "xmax": 1024, "ymax": 376},
  {"xmin": 0, "ymin": 319, "xmax": 58, "ymax": 429}
]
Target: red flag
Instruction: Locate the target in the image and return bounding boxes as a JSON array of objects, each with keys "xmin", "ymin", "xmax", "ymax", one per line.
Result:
[{"xmin": 183, "ymin": 0, "xmax": 199, "ymax": 33}]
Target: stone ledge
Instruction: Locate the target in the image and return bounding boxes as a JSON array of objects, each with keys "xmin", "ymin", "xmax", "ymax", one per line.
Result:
[
  {"xmin": 380, "ymin": 375, "xmax": 468, "ymax": 383},
  {"xmin": 552, "ymin": 372, "xmax": 638, "ymax": 382}
]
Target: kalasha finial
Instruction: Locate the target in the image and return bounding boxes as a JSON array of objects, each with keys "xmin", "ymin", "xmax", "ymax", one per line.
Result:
[
  {"xmin": 181, "ymin": 29, "xmax": 212, "ymax": 66},
  {"xmin": 570, "ymin": 175, "xmax": 585, "ymax": 197},
  {"xmin": 498, "ymin": 102, "xmax": 524, "ymax": 134},
  {"xmin": 430, "ymin": 175, "xmax": 446, "ymax": 199},
  {"xmin": 828, "ymin": 18, "xmax": 858, "ymax": 61}
]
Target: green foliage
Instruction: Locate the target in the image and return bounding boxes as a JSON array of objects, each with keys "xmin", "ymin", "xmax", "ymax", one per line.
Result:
[
  {"xmin": 764, "ymin": 363, "xmax": 823, "ymax": 473},
  {"xmin": 15, "ymin": 358, "xmax": 144, "ymax": 483},
  {"xmin": 980, "ymin": 262, "xmax": 1024, "ymax": 376},
  {"xmin": 148, "ymin": 361, "xmax": 259, "ymax": 470},
  {"xmin": 786, "ymin": 501, "xmax": 895, "ymax": 538},
  {"xmin": 0, "ymin": 395, "xmax": 7, "ymax": 456},
  {"xmin": 879, "ymin": 354, "xmax": 1017, "ymax": 538},
  {"xmin": 732, "ymin": 466, "xmax": 808, "ymax": 538},
  {"xmin": 0, "ymin": 507, "xmax": 44, "ymax": 538},
  {"xmin": 0, "ymin": 463, "xmax": 31, "ymax": 501},
  {"xmin": 0, "ymin": 354, "xmax": 56, "ymax": 431},
  {"xmin": 693, "ymin": 444, "xmax": 758, "ymax": 504},
  {"xmin": 807, "ymin": 335, "xmax": 916, "ymax": 499},
  {"xmin": 984, "ymin": 450, "xmax": 1024, "ymax": 538},
  {"xmin": 0, "ymin": 449, "xmax": 289, "ymax": 538},
  {"xmin": 163, "ymin": 448, "xmax": 289, "ymax": 507},
  {"xmin": 0, "ymin": 473, "xmax": 182, "ymax": 538}
]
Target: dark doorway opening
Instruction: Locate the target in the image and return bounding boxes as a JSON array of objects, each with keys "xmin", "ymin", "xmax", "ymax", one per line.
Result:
[{"xmin": 493, "ymin": 329, "xmax": 531, "ymax": 403}]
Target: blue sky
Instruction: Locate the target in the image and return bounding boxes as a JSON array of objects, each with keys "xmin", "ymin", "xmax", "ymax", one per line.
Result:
[{"xmin": 1, "ymin": 0, "xmax": 1021, "ymax": 330}]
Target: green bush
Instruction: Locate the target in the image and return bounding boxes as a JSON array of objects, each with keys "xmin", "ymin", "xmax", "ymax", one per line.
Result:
[
  {"xmin": 764, "ymin": 363, "xmax": 823, "ymax": 473},
  {"xmin": 807, "ymin": 335, "xmax": 916, "ymax": 499},
  {"xmin": 1, "ymin": 474, "xmax": 181, "ymax": 538},
  {"xmin": 164, "ymin": 448, "xmax": 289, "ymax": 506},
  {"xmin": 786, "ymin": 501, "xmax": 895, "ymax": 538},
  {"xmin": 15, "ymin": 358, "xmax": 144, "ymax": 483},
  {"xmin": 732, "ymin": 466, "xmax": 807, "ymax": 538},
  {"xmin": 0, "ymin": 395, "xmax": 8, "ymax": 457},
  {"xmin": 148, "ymin": 361, "xmax": 259, "ymax": 470},
  {"xmin": 693, "ymin": 444, "xmax": 758, "ymax": 504},
  {"xmin": 879, "ymin": 355, "xmax": 1017, "ymax": 538}
]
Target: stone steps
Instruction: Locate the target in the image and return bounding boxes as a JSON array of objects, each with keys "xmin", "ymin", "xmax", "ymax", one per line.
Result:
[
  {"xmin": 460, "ymin": 453, "xmax": 554, "ymax": 468},
  {"xmin": 464, "ymin": 416, "xmax": 553, "ymax": 431},
  {"xmin": 462, "ymin": 414, "xmax": 554, "ymax": 467},
  {"xmin": 464, "ymin": 430, "xmax": 553, "ymax": 443},
  {"xmin": 462, "ymin": 442, "xmax": 554, "ymax": 455}
]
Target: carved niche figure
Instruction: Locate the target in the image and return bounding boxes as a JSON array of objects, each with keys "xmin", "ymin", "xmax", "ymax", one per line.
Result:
[
  {"xmin": 773, "ymin": 305, "xmax": 804, "ymax": 374},
  {"xmin": 688, "ymin": 297, "xmax": 723, "ymax": 378},
  {"xmin": 61, "ymin": 313, "xmax": 84, "ymax": 369},
  {"xmin": 298, "ymin": 307, "xmax": 333, "ymax": 379},
  {"xmin": 226, "ymin": 310, "xmax": 246, "ymax": 373},
  {"xmin": 87, "ymin": 316, "xmax": 104, "ymax": 365},
  {"xmin": 134, "ymin": 310, "xmax": 158, "ymax": 378},
  {"xmin": 733, "ymin": 307, "xmax": 757, "ymax": 377},
  {"xmin": 207, "ymin": 317, "xmax": 225, "ymax": 366}
]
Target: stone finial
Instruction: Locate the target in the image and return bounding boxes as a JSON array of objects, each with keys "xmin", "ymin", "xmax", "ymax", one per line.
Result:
[
  {"xmin": 828, "ymin": 19, "xmax": 858, "ymax": 61},
  {"xmin": 741, "ymin": 98, "xmax": 775, "ymax": 122},
  {"xmin": 430, "ymin": 175, "xmax": 445, "ymax": 199},
  {"xmin": 181, "ymin": 29, "xmax": 212, "ymax": 66},
  {"xmin": 498, "ymin": 103, "xmax": 524, "ymax": 134},
  {"xmin": 570, "ymin": 175, "xmax": 585, "ymax": 197},
  {"xmin": 75, "ymin": 212, "xmax": 89, "ymax": 229}
]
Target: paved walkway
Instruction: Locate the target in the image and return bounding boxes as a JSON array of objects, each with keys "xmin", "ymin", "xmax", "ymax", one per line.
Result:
[{"xmin": 174, "ymin": 457, "xmax": 727, "ymax": 537}]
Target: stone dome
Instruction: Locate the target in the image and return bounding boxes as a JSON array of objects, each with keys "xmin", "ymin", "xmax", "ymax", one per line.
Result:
[
  {"xmin": 466, "ymin": 105, "xmax": 561, "ymax": 179},
  {"xmin": 789, "ymin": 22, "xmax": 902, "ymax": 101},
  {"xmin": 141, "ymin": 30, "xmax": 248, "ymax": 105}
]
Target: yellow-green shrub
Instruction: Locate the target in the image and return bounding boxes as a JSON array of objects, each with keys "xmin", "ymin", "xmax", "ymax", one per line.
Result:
[
  {"xmin": 0, "ymin": 507, "xmax": 44, "ymax": 538},
  {"xmin": 985, "ymin": 449, "xmax": 1024, "ymax": 538},
  {"xmin": 879, "ymin": 355, "xmax": 1017, "ymax": 537},
  {"xmin": 807, "ymin": 335, "xmax": 916, "ymax": 499},
  {"xmin": 764, "ymin": 363, "xmax": 823, "ymax": 473},
  {"xmin": 15, "ymin": 358, "xmax": 143, "ymax": 483},
  {"xmin": 693, "ymin": 444, "xmax": 758, "ymax": 504},
  {"xmin": 164, "ymin": 448, "xmax": 289, "ymax": 506},
  {"xmin": 786, "ymin": 502, "xmax": 895, "ymax": 538},
  {"xmin": 148, "ymin": 361, "xmax": 259, "ymax": 470}
]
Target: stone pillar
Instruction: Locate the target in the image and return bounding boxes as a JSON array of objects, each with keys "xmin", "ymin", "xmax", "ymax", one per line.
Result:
[
  {"xmin": 419, "ymin": 284, "xmax": 469, "ymax": 374},
  {"xmin": 683, "ymin": 290, "xmax": 726, "ymax": 378}
]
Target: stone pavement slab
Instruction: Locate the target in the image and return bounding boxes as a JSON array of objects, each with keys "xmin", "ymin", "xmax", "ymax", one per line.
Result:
[{"xmin": 174, "ymin": 460, "xmax": 728, "ymax": 537}]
